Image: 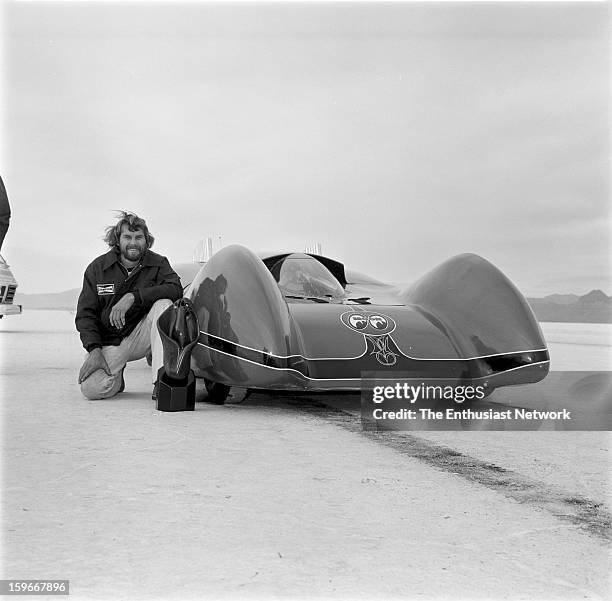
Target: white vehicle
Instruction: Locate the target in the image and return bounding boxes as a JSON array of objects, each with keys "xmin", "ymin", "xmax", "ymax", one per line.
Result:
[{"xmin": 0, "ymin": 255, "xmax": 21, "ymax": 317}]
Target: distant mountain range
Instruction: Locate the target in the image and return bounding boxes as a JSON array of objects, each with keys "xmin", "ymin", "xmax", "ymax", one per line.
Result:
[
  {"xmin": 525, "ymin": 290, "xmax": 611, "ymax": 324},
  {"xmin": 12, "ymin": 288, "xmax": 612, "ymax": 324},
  {"xmin": 15, "ymin": 288, "xmax": 81, "ymax": 311}
]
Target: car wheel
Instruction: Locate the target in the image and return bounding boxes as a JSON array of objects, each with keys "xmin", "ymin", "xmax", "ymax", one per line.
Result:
[{"xmin": 204, "ymin": 378, "xmax": 231, "ymax": 404}]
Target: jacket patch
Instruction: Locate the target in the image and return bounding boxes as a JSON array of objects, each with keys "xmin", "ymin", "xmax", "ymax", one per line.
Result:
[{"xmin": 97, "ymin": 284, "xmax": 115, "ymax": 295}]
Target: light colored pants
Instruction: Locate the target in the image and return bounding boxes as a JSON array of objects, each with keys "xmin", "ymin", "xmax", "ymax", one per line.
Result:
[{"xmin": 80, "ymin": 299, "xmax": 173, "ymax": 400}]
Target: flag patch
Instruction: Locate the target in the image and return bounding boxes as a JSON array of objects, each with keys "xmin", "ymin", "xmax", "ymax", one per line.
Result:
[{"xmin": 97, "ymin": 283, "xmax": 115, "ymax": 295}]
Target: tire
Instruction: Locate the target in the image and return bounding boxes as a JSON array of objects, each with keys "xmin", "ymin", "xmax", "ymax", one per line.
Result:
[{"xmin": 204, "ymin": 378, "xmax": 231, "ymax": 404}]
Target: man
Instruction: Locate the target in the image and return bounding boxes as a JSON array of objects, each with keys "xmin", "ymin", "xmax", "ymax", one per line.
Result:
[
  {"xmin": 0, "ymin": 175, "xmax": 10, "ymax": 252},
  {"xmin": 76, "ymin": 212, "xmax": 183, "ymax": 400}
]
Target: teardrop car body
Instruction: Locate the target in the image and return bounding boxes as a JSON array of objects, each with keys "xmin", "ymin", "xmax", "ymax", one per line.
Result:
[{"xmin": 175, "ymin": 245, "xmax": 549, "ymax": 396}]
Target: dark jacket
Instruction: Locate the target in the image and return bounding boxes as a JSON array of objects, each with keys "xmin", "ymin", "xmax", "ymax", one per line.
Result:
[
  {"xmin": 0, "ymin": 175, "xmax": 10, "ymax": 252},
  {"xmin": 75, "ymin": 248, "xmax": 183, "ymax": 351}
]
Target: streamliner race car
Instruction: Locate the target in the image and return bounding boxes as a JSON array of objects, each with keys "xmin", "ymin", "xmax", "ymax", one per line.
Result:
[{"xmin": 172, "ymin": 245, "xmax": 549, "ymax": 403}]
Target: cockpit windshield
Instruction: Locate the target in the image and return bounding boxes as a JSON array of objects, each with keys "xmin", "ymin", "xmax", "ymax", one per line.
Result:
[{"xmin": 274, "ymin": 254, "xmax": 345, "ymax": 300}]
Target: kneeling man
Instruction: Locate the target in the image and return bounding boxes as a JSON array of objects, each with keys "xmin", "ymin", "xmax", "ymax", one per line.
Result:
[{"xmin": 76, "ymin": 211, "xmax": 183, "ymax": 400}]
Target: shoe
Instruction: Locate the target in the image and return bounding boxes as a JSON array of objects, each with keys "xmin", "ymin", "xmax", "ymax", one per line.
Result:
[
  {"xmin": 152, "ymin": 381, "xmax": 158, "ymax": 401},
  {"xmin": 118, "ymin": 367, "xmax": 125, "ymax": 393}
]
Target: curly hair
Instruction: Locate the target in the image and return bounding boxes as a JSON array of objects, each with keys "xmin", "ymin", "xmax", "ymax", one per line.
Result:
[{"xmin": 103, "ymin": 211, "xmax": 155, "ymax": 249}]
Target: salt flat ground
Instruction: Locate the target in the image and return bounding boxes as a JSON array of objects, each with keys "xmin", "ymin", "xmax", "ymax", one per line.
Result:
[{"xmin": 0, "ymin": 311, "xmax": 610, "ymax": 600}]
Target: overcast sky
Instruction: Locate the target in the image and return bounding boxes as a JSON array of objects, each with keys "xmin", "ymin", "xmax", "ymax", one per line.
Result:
[{"xmin": 1, "ymin": 1, "xmax": 609, "ymax": 295}]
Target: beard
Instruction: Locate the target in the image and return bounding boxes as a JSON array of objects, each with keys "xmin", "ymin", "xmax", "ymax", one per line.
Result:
[{"xmin": 121, "ymin": 245, "xmax": 145, "ymax": 263}]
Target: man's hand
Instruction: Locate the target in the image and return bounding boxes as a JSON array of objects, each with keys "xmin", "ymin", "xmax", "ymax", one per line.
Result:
[
  {"xmin": 78, "ymin": 347, "xmax": 112, "ymax": 384},
  {"xmin": 109, "ymin": 293, "xmax": 135, "ymax": 329}
]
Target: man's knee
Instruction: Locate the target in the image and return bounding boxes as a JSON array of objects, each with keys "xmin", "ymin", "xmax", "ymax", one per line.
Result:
[
  {"xmin": 80, "ymin": 370, "xmax": 121, "ymax": 400},
  {"xmin": 150, "ymin": 298, "xmax": 174, "ymax": 318}
]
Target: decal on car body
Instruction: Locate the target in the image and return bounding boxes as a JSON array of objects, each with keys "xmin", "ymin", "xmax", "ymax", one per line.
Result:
[{"xmin": 340, "ymin": 310, "xmax": 398, "ymax": 365}]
